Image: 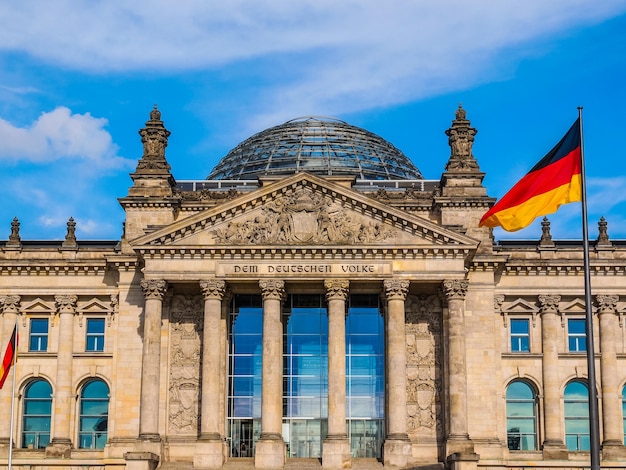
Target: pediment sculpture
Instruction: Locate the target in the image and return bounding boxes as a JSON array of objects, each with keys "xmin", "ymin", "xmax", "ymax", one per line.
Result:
[{"xmin": 212, "ymin": 186, "xmax": 394, "ymax": 245}]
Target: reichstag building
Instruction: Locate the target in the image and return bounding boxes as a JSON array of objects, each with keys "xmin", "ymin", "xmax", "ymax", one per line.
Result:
[{"xmin": 1, "ymin": 105, "xmax": 625, "ymax": 470}]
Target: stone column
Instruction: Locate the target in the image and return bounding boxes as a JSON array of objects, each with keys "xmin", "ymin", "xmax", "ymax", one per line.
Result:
[
  {"xmin": 47, "ymin": 295, "xmax": 77, "ymax": 457},
  {"xmin": 596, "ymin": 295, "xmax": 626, "ymax": 458},
  {"xmin": 139, "ymin": 279, "xmax": 167, "ymax": 441},
  {"xmin": 255, "ymin": 280, "xmax": 286, "ymax": 469},
  {"xmin": 539, "ymin": 294, "xmax": 568, "ymax": 459},
  {"xmin": 442, "ymin": 280, "xmax": 475, "ymax": 458},
  {"xmin": 383, "ymin": 279, "xmax": 412, "ymax": 467},
  {"xmin": 195, "ymin": 280, "xmax": 227, "ymax": 468},
  {"xmin": 323, "ymin": 279, "xmax": 351, "ymax": 469},
  {"xmin": 0, "ymin": 296, "xmax": 20, "ymax": 448}
]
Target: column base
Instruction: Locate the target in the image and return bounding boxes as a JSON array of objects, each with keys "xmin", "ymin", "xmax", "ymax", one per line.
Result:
[
  {"xmin": 445, "ymin": 434, "xmax": 474, "ymax": 457},
  {"xmin": 383, "ymin": 436, "xmax": 411, "ymax": 468},
  {"xmin": 124, "ymin": 451, "xmax": 160, "ymax": 470},
  {"xmin": 602, "ymin": 440, "xmax": 626, "ymax": 459},
  {"xmin": 322, "ymin": 436, "xmax": 351, "ymax": 469},
  {"xmin": 447, "ymin": 452, "xmax": 479, "ymax": 470},
  {"xmin": 255, "ymin": 436, "xmax": 286, "ymax": 469},
  {"xmin": 45, "ymin": 438, "xmax": 72, "ymax": 458},
  {"xmin": 194, "ymin": 438, "xmax": 226, "ymax": 468},
  {"xmin": 542, "ymin": 439, "xmax": 568, "ymax": 460}
]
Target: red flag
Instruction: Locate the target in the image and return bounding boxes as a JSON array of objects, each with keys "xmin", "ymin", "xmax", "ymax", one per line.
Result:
[
  {"xmin": 0, "ymin": 324, "xmax": 18, "ymax": 389},
  {"xmin": 479, "ymin": 119, "xmax": 582, "ymax": 232}
]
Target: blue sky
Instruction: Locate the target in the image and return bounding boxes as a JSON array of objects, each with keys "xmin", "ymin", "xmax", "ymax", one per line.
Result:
[{"xmin": 1, "ymin": 1, "xmax": 625, "ymax": 242}]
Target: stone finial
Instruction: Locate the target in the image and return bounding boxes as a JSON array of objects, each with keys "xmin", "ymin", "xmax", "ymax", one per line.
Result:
[
  {"xmin": 6, "ymin": 217, "xmax": 22, "ymax": 248},
  {"xmin": 62, "ymin": 217, "xmax": 78, "ymax": 248},
  {"xmin": 539, "ymin": 217, "xmax": 554, "ymax": 247},
  {"xmin": 597, "ymin": 216, "xmax": 611, "ymax": 247},
  {"xmin": 136, "ymin": 104, "xmax": 172, "ymax": 172},
  {"xmin": 444, "ymin": 104, "xmax": 479, "ymax": 171}
]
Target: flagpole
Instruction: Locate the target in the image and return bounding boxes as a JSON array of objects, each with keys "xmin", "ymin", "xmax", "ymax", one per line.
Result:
[
  {"xmin": 578, "ymin": 106, "xmax": 600, "ymax": 470},
  {"xmin": 7, "ymin": 325, "xmax": 17, "ymax": 470}
]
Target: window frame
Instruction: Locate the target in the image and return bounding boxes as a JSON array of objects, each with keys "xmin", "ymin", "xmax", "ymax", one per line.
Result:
[
  {"xmin": 78, "ymin": 379, "xmax": 110, "ymax": 449},
  {"xmin": 21, "ymin": 379, "xmax": 52, "ymax": 449},
  {"xmin": 29, "ymin": 317, "xmax": 49, "ymax": 352},
  {"xmin": 509, "ymin": 318, "xmax": 531, "ymax": 353},
  {"xmin": 567, "ymin": 318, "xmax": 587, "ymax": 353},
  {"xmin": 505, "ymin": 380, "xmax": 538, "ymax": 451},
  {"xmin": 85, "ymin": 318, "xmax": 106, "ymax": 352}
]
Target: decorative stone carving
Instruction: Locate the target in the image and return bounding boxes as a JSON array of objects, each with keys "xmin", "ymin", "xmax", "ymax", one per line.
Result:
[
  {"xmin": 442, "ymin": 279, "xmax": 468, "ymax": 301},
  {"xmin": 444, "ymin": 104, "xmax": 479, "ymax": 171},
  {"xmin": 383, "ymin": 279, "xmax": 409, "ymax": 301},
  {"xmin": 405, "ymin": 294, "xmax": 443, "ymax": 438},
  {"xmin": 168, "ymin": 295, "xmax": 203, "ymax": 436},
  {"xmin": 140, "ymin": 279, "xmax": 168, "ymax": 300},
  {"xmin": 597, "ymin": 217, "xmax": 611, "ymax": 246},
  {"xmin": 538, "ymin": 294, "xmax": 560, "ymax": 313},
  {"xmin": 0, "ymin": 295, "xmax": 21, "ymax": 314},
  {"xmin": 200, "ymin": 280, "xmax": 226, "ymax": 300},
  {"xmin": 62, "ymin": 217, "xmax": 77, "ymax": 248},
  {"xmin": 212, "ymin": 186, "xmax": 393, "ymax": 245},
  {"xmin": 259, "ymin": 280, "xmax": 285, "ymax": 301},
  {"xmin": 135, "ymin": 105, "xmax": 172, "ymax": 172},
  {"xmin": 55, "ymin": 295, "xmax": 77, "ymax": 314},
  {"xmin": 6, "ymin": 217, "xmax": 21, "ymax": 248},
  {"xmin": 539, "ymin": 217, "xmax": 554, "ymax": 247},
  {"xmin": 324, "ymin": 279, "xmax": 349, "ymax": 302},
  {"xmin": 596, "ymin": 295, "xmax": 619, "ymax": 314},
  {"xmin": 109, "ymin": 293, "xmax": 118, "ymax": 326}
]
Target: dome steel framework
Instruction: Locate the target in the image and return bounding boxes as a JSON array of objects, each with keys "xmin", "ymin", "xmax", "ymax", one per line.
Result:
[{"xmin": 207, "ymin": 117, "xmax": 423, "ymax": 181}]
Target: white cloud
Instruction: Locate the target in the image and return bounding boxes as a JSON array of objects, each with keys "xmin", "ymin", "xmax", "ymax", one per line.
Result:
[
  {"xmin": 1, "ymin": 1, "xmax": 625, "ymax": 122},
  {"xmin": 0, "ymin": 107, "xmax": 134, "ymax": 169}
]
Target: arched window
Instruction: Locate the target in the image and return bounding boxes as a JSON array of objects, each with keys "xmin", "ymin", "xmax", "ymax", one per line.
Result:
[
  {"xmin": 78, "ymin": 379, "xmax": 109, "ymax": 449},
  {"xmin": 564, "ymin": 381, "xmax": 590, "ymax": 451},
  {"xmin": 506, "ymin": 381, "xmax": 537, "ymax": 450},
  {"xmin": 22, "ymin": 379, "xmax": 52, "ymax": 449}
]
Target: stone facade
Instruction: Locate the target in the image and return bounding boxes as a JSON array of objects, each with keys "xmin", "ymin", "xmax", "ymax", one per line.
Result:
[{"xmin": 1, "ymin": 106, "xmax": 625, "ymax": 470}]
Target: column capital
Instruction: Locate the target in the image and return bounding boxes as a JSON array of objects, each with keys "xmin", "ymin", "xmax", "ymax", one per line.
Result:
[
  {"xmin": 140, "ymin": 279, "xmax": 168, "ymax": 300},
  {"xmin": 324, "ymin": 279, "xmax": 349, "ymax": 302},
  {"xmin": 384, "ymin": 279, "xmax": 409, "ymax": 301},
  {"xmin": 0, "ymin": 295, "xmax": 21, "ymax": 314},
  {"xmin": 200, "ymin": 279, "xmax": 227, "ymax": 300},
  {"xmin": 259, "ymin": 280, "xmax": 285, "ymax": 301},
  {"xmin": 596, "ymin": 294, "xmax": 619, "ymax": 314},
  {"xmin": 538, "ymin": 294, "xmax": 560, "ymax": 314},
  {"xmin": 55, "ymin": 294, "xmax": 77, "ymax": 314},
  {"xmin": 442, "ymin": 279, "xmax": 468, "ymax": 301}
]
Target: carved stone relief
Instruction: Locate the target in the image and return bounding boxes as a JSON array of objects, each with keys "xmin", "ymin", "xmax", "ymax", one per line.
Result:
[
  {"xmin": 212, "ymin": 186, "xmax": 393, "ymax": 245},
  {"xmin": 168, "ymin": 294, "xmax": 203, "ymax": 436},
  {"xmin": 405, "ymin": 294, "xmax": 443, "ymax": 439}
]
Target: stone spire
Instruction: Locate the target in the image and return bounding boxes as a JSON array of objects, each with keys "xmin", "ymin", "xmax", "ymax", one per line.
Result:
[
  {"xmin": 127, "ymin": 105, "xmax": 175, "ymax": 197},
  {"xmin": 6, "ymin": 217, "xmax": 22, "ymax": 249},
  {"xmin": 62, "ymin": 217, "xmax": 78, "ymax": 249},
  {"xmin": 539, "ymin": 217, "xmax": 555, "ymax": 247},
  {"xmin": 444, "ymin": 103, "xmax": 480, "ymax": 172},
  {"xmin": 597, "ymin": 216, "xmax": 612, "ymax": 247}
]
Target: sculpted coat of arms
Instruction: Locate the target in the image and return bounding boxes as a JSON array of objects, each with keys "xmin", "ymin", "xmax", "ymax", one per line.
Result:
[{"xmin": 212, "ymin": 187, "xmax": 393, "ymax": 245}]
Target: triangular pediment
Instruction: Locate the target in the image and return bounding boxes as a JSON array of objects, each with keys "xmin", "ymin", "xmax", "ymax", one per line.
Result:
[{"xmin": 132, "ymin": 173, "xmax": 478, "ymax": 254}]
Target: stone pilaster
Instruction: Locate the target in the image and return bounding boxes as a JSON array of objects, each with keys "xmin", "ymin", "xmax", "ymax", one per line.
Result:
[
  {"xmin": 46, "ymin": 294, "xmax": 77, "ymax": 457},
  {"xmin": 596, "ymin": 295, "xmax": 626, "ymax": 459},
  {"xmin": 139, "ymin": 279, "xmax": 167, "ymax": 442},
  {"xmin": 442, "ymin": 280, "xmax": 475, "ymax": 457},
  {"xmin": 538, "ymin": 294, "xmax": 568, "ymax": 459},
  {"xmin": 255, "ymin": 280, "xmax": 286, "ymax": 469},
  {"xmin": 383, "ymin": 279, "xmax": 412, "ymax": 467},
  {"xmin": 323, "ymin": 279, "xmax": 351, "ymax": 469},
  {"xmin": 0, "ymin": 296, "xmax": 20, "ymax": 448},
  {"xmin": 195, "ymin": 280, "xmax": 227, "ymax": 469}
]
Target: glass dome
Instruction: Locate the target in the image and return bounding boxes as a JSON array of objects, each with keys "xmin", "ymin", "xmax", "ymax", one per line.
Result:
[{"xmin": 207, "ymin": 117, "xmax": 423, "ymax": 180}]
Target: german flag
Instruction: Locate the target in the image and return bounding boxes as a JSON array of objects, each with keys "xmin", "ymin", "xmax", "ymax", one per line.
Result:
[
  {"xmin": 479, "ymin": 119, "xmax": 582, "ymax": 232},
  {"xmin": 0, "ymin": 324, "xmax": 18, "ymax": 389}
]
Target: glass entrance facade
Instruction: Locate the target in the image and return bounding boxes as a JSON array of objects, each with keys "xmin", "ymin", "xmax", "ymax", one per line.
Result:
[{"xmin": 227, "ymin": 291, "xmax": 385, "ymax": 459}]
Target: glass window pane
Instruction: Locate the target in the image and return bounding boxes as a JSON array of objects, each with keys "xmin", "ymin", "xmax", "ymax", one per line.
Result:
[{"xmin": 510, "ymin": 319, "xmax": 529, "ymax": 334}]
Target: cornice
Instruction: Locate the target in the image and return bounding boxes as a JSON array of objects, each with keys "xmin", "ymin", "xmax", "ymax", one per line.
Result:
[
  {"xmin": 135, "ymin": 245, "xmax": 474, "ymax": 260},
  {"xmin": 503, "ymin": 261, "xmax": 626, "ymax": 276},
  {"xmin": 0, "ymin": 260, "xmax": 108, "ymax": 276}
]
